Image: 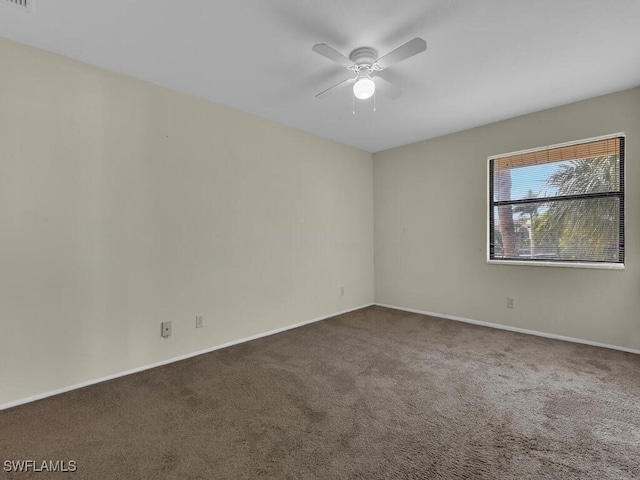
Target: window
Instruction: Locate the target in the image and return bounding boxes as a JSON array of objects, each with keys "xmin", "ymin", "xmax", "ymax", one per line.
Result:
[{"xmin": 488, "ymin": 134, "xmax": 625, "ymax": 268}]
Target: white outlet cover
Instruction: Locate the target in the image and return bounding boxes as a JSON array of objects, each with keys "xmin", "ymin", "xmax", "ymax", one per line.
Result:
[{"xmin": 161, "ymin": 321, "xmax": 172, "ymax": 337}]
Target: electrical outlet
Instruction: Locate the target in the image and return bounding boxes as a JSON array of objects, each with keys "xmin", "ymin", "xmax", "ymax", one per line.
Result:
[
  {"xmin": 196, "ymin": 315, "xmax": 204, "ymax": 328},
  {"xmin": 507, "ymin": 297, "xmax": 515, "ymax": 309},
  {"xmin": 340, "ymin": 286, "xmax": 345, "ymax": 297},
  {"xmin": 161, "ymin": 321, "xmax": 172, "ymax": 338}
]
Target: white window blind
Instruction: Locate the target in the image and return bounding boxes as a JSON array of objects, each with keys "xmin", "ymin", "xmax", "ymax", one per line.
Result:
[{"xmin": 489, "ymin": 134, "xmax": 624, "ymax": 266}]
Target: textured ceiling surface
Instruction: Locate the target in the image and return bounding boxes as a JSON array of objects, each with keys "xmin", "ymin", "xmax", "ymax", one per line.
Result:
[{"xmin": 1, "ymin": 0, "xmax": 640, "ymax": 152}]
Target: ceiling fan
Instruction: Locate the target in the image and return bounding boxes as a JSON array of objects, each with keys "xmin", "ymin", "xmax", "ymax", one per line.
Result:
[{"xmin": 312, "ymin": 37, "xmax": 427, "ymax": 101}]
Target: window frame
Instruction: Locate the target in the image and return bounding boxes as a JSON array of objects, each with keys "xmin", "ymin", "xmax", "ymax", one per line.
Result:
[{"xmin": 486, "ymin": 133, "xmax": 625, "ymax": 270}]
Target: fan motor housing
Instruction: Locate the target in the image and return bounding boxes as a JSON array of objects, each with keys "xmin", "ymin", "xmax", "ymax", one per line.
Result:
[{"xmin": 349, "ymin": 47, "xmax": 377, "ymax": 66}]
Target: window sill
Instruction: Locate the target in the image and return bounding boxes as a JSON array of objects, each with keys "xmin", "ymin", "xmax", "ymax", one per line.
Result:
[{"xmin": 487, "ymin": 259, "xmax": 625, "ymax": 270}]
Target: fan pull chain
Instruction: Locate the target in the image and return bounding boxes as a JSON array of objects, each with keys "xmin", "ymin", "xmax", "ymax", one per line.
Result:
[
  {"xmin": 373, "ymin": 90, "xmax": 376, "ymax": 112},
  {"xmin": 352, "ymin": 94, "xmax": 355, "ymax": 115}
]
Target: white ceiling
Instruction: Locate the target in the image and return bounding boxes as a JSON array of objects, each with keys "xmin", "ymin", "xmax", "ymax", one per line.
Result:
[{"xmin": 1, "ymin": 0, "xmax": 640, "ymax": 153}]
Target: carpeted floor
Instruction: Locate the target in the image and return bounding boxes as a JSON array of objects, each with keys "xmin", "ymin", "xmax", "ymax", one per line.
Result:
[{"xmin": 1, "ymin": 306, "xmax": 639, "ymax": 479}]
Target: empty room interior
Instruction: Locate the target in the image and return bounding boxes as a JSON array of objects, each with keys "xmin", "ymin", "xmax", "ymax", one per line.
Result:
[{"xmin": 1, "ymin": 1, "xmax": 639, "ymax": 478}]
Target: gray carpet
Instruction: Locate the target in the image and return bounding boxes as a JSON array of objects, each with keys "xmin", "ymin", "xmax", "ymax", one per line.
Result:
[{"xmin": 1, "ymin": 306, "xmax": 639, "ymax": 479}]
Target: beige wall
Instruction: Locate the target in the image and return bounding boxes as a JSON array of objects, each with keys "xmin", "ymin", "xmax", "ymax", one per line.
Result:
[
  {"xmin": 374, "ymin": 87, "xmax": 640, "ymax": 351},
  {"xmin": 0, "ymin": 37, "xmax": 374, "ymax": 407}
]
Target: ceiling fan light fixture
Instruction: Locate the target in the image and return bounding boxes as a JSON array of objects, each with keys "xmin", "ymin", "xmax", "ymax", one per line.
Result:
[
  {"xmin": 353, "ymin": 77, "xmax": 375, "ymax": 100},
  {"xmin": 313, "ymin": 38, "xmax": 426, "ymax": 101}
]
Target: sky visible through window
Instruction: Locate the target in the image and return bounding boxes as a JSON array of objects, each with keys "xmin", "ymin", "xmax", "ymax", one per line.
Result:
[
  {"xmin": 494, "ymin": 162, "xmax": 568, "ymax": 219},
  {"xmin": 511, "ymin": 163, "xmax": 562, "ymax": 199}
]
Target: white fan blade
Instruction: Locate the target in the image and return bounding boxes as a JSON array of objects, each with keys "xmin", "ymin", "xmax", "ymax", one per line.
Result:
[
  {"xmin": 312, "ymin": 44, "xmax": 354, "ymax": 68},
  {"xmin": 315, "ymin": 77, "xmax": 354, "ymax": 99},
  {"xmin": 374, "ymin": 76, "xmax": 402, "ymax": 100},
  {"xmin": 376, "ymin": 37, "xmax": 427, "ymax": 70}
]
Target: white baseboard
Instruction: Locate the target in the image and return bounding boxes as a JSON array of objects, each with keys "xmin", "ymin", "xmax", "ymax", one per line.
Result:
[
  {"xmin": 375, "ymin": 303, "xmax": 640, "ymax": 355},
  {"xmin": 0, "ymin": 303, "xmax": 374, "ymax": 411}
]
